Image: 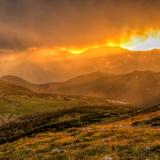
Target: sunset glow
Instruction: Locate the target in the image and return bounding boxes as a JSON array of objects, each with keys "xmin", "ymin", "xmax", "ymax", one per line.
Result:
[
  {"xmin": 58, "ymin": 31, "xmax": 160, "ymax": 54},
  {"xmin": 60, "ymin": 47, "xmax": 89, "ymax": 54},
  {"xmin": 121, "ymin": 31, "xmax": 160, "ymax": 51}
]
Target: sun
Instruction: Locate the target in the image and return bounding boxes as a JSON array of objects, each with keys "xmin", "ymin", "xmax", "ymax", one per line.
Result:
[
  {"xmin": 120, "ymin": 31, "xmax": 160, "ymax": 51},
  {"xmin": 59, "ymin": 31, "xmax": 160, "ymax": 54}
]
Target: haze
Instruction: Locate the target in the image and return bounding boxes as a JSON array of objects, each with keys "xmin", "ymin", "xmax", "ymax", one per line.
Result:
[{"xmin": 1, "ymin": 0, "xmax": 160, "ymax": 83}]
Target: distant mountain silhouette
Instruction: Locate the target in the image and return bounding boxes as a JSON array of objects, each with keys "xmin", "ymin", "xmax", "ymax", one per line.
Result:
[
  {"xmin": 0, "ymin": 80, "xmax": 33, "ymax": 96},
  {"xmin": 3, "ymin": 46, "xmax": 160, "ymax": 83},
  {"xmin": 1, "ymin": 70, "xmax": 160, "ymax": 106},
  {"xmin": 1, "ymin": 75, "xmax": 41, "ymax": 92}
]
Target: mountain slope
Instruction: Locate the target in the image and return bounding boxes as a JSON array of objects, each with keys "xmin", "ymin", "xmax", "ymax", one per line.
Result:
[
  {"xmin": 1, "ymin": 102, "xmax": 159, "ymax": 144},
  {"xmin": 0, "ymin": 80, "xmax": 132, "ymax": 126},
  {"xmin": 1, "ymin": 75, "xmax": 40, "ymax": 92},
  {"xmin": 0, "ymin": 80, "xmax": 33, "ymax": 96},
  {"xmin": 0, "ymin": 104, "xmax": 159, "ymax": 160},
  {"xmin": 1, "ymin": 70, "xmax": 160, "ymax": 106},
  {"xmin": 43, "ymin": 71, "xmax": 160, "ymax": 106}
]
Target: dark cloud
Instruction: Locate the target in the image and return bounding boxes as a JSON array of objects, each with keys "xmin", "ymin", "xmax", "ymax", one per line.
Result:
[
  {"xmin": 0, "ymin": 34, "xmax": 37, "ymax": 51},
  {"xmin": 0, "ymin": 0, "xmax": 160, "ymax": 51},
  {"xmin": 0, "ymin": 36, "xmax": 25, "ymax": 51}
]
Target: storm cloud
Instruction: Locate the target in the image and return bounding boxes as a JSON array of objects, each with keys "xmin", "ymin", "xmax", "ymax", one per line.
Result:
[{"xmin": 0, "ymin": 0, "xmax": 160, "ymax": 51}]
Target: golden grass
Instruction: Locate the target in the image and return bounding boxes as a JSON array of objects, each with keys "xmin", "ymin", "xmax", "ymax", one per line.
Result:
[{"xmin": 0, "ymin": 111, "xmax": 160, "ymax": 160}]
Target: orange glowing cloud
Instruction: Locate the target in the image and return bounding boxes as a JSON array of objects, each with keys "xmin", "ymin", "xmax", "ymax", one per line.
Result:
[
  {"xmin": 120, "ymin": 31, "xmax": 160, "ymax": 51},
  {"xmin": 57, "ymin": 30, "xmax": 160, "ymax": 54}
]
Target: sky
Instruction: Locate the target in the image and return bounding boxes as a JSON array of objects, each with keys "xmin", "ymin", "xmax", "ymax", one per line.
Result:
[
  {"xmin": 0, "ymin": 0, "xmax": 160, "ymax": 51},
  {"xmin": 1, "ymin": 0, "xmax": 160, "ymax": 82}
]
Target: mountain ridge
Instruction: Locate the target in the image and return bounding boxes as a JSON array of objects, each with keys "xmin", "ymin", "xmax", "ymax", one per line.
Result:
[{"xmin": 1, "ymin": 70, "xmax": 160, "ymax": 106}]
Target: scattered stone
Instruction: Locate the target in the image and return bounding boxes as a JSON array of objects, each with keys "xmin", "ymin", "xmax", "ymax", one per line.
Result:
[
  {"xmin": 144, "ymin": 146, "xmax": 150, "ymax": 153},
  {"xmin": 102, "ymin": 155, "xmax": 113, "ymax": 160},
  {"xmin": 83, "ymin": 127, "xmax": 92, "ymax": 131},
  {"xmin": 25, "ymin": 147, "xmax": 31, "ymax": 152},
  {"xmin": 51, "ymin": 148, "xmax": 64, "ymax": 154}
]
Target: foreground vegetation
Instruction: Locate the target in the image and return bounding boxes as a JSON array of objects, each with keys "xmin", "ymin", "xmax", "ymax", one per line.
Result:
[
  {"xmin": 0, "ymin": 81, "xmax": 159, "ymax": 159},
  {"xmin": 0, "ymin": 105, "xmax": 132, "ymax": 144},
  {"xmin": 0, "ymin": 105, "xmax": 159, "ymax": 160},
  {"xmin": 0, "ymin": 80, "xmax": 132, "ymax": 126}
]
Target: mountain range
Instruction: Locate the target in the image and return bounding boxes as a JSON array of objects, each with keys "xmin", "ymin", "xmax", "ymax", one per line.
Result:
[
  {"xmin": 1, "ymin": 70, "xmax": 160, "ymax": 106},
  {"xmin": 2, "ymin": 46, "xmax": 160, "ymax": 83}
]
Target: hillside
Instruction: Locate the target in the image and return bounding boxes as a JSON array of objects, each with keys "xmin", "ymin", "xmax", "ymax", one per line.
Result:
[
  {"xmin": 0, "ymin": 104, "xmax": 159, "ymax": 160},
  {"xmin": 41, "ymin": 71, "xmax": 160, "ymax": 106},
  {"xmin": 0, "ymin": 80, "xmax": 132, "ymax": 126},
  {"xmin": 0, "ymin": 80, "xmax": 33, "ymax": 96},
  {"xmin": 0, "ymin": 75, "xmax": 40, "ymax": 92},
  {"xmin": 0, "ymin": 73, "xmax": 159, "ymax": 160},
  {"xmin": 2, "ymin": 71, "xmax": 160, "ymax": 106}
]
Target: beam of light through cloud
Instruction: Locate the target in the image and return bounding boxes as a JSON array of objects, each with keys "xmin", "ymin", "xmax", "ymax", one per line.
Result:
[
  {"xmin": 1, "ymin": 0, "xmax": 160, "ymax": 82},
  {"xmin": 121, "ymin": 32, "xmax": 160, "ymax": 51}
]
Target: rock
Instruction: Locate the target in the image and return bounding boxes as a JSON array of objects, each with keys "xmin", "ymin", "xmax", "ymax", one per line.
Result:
[
  {"xmin": 83, "ymin": 127, "xmax": 92, "ymax": 131},
  {"xmin": 102, "ymin": 155, "xmax": 113, "ymax": 160},
  {"xmin": 51, "ymin": 148, "xmax": 63, "ymax": 154},
  {"xmin": 144, "ymin": 146, "xmax": 150, "ymax": 153}
]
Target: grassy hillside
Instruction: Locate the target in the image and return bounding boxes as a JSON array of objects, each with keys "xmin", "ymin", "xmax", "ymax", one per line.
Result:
[
  {"xmin": 0, "ymin": 104, "xmax": 159, "ymax": 160},
  {"xmin": 0, "ymin": 75, "xmax": 40, "ymax": 92},
  {"xmin": 0, "ymin": 73, "xmax": 159, "ymax": 159},
  {"xmin": 2, "ymin": 71, "xmax": 160, "ymax": 106},
  {"xmin": 0, "ymin": 80, "xmax": 132, "ymax": 126}
]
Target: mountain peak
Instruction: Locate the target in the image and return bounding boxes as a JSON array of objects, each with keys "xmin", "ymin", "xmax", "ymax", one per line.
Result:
[
  {"xmin": 0, "ymin": 75, "xmax": 39, "ymax": 92},
  {"xmin": 1, "ymin": 75, "xmax": 29, "ymax": 84}
]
